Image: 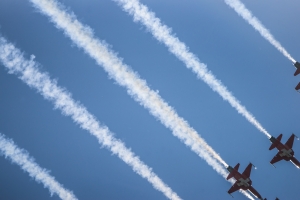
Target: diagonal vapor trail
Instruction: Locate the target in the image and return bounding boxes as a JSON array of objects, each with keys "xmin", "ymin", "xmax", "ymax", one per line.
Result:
[
  {"xmin": 0, "ymin": 37, "xmax": 180, "ymax": 200},
  {"xmin": 29, "ymin": 0, "xmax": 226, "ymax": 170},
  {"xmin": 28, "ymin": 0, "xmax": 254, "ymax": 199},
  {"xmin": 113, "ymin": 0, "xmax": 272, "ymax": 140},
  {"xmin": 0, "ymin": 132, "xmax": 77, "ymax": 200},
  {"xmin": 224, "ymin": 0, "xmax": 295, "ymax": 63}
]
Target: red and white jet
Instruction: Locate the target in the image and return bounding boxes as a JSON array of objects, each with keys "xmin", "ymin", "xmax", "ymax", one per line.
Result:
[
  {"xmin": 226, "ymin": 163, "xmax": 265, "ymax": 199},
  {"xmin": 269, "ymin": 133, "xmax": 300, "ymax": 168}
]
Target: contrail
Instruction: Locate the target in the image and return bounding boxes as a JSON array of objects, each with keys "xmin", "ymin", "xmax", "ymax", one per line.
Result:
[
  {"xmin": 28, "ymin": 0, "xmax": 254, "ymax": 199},
  {"xmin": 29, "ymin": 0, "xmax": 227, "ymax": 169},
  {"xmin": 0, "ymin": 132, "xmax": 77, "ymax": 200},
  {"xmin": 113, "ymin": 0, "xmax": 271, "ymax": 140},
  {"xmin": 224, "ymin": 0, "xmax": 296, "ymax": 63},
  {"xmin": 0, "ymin": 37, "xmax": 180, "ymax": 200}
]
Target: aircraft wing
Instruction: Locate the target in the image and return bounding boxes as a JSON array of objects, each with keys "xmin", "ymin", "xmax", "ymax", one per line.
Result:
[
  {"xmin": 295, "ymin": 82, "xmax": 300, "ymax": 91},
  {"xmin": 242, "ymin": 163, "xmax": 252, "ymax": 178},
  {"xmin": 270, "ymin": 152, "xmax": 284, "ymax": 164},
  {"xmin": 290, "ymin": 157, "xmax": 300, "ymax": 168},
  {"xmin": 285, "ymin": 134, "xmax": 295, "ymax": 149},
  {"xmin": 228, "ymin": 181, "xmax": 241, "ymax": 194},
  {"xmin": 294, "ymin": 68, "xmax": 300, "ymax": 76},
  {"xmin": 248, "ymin": 186, "xmax": 262, "ymax": 199}
]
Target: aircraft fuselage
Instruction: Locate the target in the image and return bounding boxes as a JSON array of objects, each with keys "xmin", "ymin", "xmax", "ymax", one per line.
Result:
[
  {"xmin": 270, "ymin": 136, "xmax": 295, "ymax": 161},
  {"xmin": 227, "ymin": 166, "xmax": 252, "ymax": 190}
]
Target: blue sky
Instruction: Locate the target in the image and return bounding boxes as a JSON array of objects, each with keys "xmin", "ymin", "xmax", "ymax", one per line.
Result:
[{"xmin": 0, "ymin": 0, "xmax": 300, "ymax": 199}]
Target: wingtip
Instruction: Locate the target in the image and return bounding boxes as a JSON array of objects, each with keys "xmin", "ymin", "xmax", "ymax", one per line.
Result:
[{"xmin": 270, "ymin": 163, "xmax": 276, "ymax": 168}]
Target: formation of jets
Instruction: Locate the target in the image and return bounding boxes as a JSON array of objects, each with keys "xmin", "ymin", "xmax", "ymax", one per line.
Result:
[
  {"xmin": 227, "ymin": 133, "xmax": 299, "ymax": 199},
  {"xmin": 227, "ymin": 60, "xmax": 300, "ymax": 199}
]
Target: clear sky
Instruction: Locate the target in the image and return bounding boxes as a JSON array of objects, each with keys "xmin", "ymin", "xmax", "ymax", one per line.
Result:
[{"xmin": 0, "ymin": 0, "xmax": 300, "ymax": 199}]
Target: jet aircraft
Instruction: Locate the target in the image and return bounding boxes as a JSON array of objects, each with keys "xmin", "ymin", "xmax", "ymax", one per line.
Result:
[
  {"xmin": 226, "ymin": 163, "xmax": 265, "ymax": 199},
  {"xmin": 269, "ymin": 133, "xmax": 300, "ymax": 168}
]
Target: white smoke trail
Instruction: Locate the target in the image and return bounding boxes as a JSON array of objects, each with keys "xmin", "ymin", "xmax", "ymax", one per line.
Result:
[
  {"xmin": 29, "ymin": 0, "xmax": 227, "ymax": 169},
  {"xmin": 28, "ymin": 1, "xmax": 256, "ymax": 199},
  {"xmin": 113, "ymin": 0, "xmax": 271, "ymax": 140},
  {"xmin": 28, "ymin": 1, "xmax": 254, "ymax": 198},
  {"xmin": 0, "ymin": 37, "xmax": 180, "ymax": 200},
  {"xmin": 0, "ymin": 133, "xmax": 77, "ymax": 200},
  {"xmin": 224, "ymin": 0, "xmax": 295, "ymax": 63}
]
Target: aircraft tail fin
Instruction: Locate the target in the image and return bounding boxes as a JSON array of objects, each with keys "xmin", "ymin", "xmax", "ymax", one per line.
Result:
[
  {"xmin": 227, "ymin": 163, "xmax": 239, "ymax": 180},
  {"xmin": 269, "ymin": 134, "xmax": 282, "ymax": 150}
]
